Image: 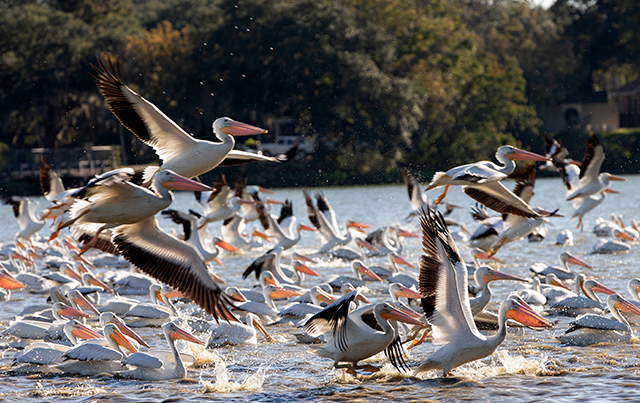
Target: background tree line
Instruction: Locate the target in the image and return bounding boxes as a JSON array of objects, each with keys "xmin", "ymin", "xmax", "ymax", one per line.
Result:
[{"xmin": 1, "ymin": 0, "xmax": 639, "ymax": 191}]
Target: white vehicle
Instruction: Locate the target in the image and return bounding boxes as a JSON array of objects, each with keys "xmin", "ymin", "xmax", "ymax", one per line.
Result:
[{"xmin": 257, "ymin": 136, "xmax": 314, "ymax": 157}]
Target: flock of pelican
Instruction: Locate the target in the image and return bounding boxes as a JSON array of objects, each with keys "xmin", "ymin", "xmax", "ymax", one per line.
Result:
[{"xmin": 1, "ymin": 55, "xmax": 638, "ymax": 385}]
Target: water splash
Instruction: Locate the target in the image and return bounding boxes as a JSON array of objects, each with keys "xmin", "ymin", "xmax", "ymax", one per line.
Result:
[
  {"xmin": 200, "ymin": 361, "xmax": 266, "ymax": 393},
  {"xmin": 187, "ymin": 343, "xmax": 223, "ymax": 368},
  {"xmin": 28, "ymin": 382, "xmax": 106, "ymax": 397}
]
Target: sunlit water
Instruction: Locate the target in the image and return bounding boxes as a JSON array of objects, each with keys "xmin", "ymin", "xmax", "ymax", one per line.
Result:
[{"xmin": 1, "ymin": 175, "xmax": 640, "ymax": 402}]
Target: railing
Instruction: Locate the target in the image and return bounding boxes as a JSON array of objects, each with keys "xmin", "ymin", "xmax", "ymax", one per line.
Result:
[{"xmin": 1, "ymin": 146, "xmax": 120, "ymax": 180}]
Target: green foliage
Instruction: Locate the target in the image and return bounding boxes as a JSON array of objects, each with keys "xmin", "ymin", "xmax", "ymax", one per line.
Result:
[{"xmin": 1, "ymin": 0, "xmax": 639, "ymax": 192}]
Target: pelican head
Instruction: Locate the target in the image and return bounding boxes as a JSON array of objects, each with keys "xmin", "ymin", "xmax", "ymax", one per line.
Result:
[
  {"xmin": 497, "ymin": 146, "xmax": 549, "ymax": 162},
  {"xmin": 213, "ymin": 117, "xmax": 268, "ymax": 136}
]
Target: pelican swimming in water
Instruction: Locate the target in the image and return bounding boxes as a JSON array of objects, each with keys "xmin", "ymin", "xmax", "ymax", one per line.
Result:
[
  {"xmin": 412, "ymin": 207, "xmax": 553, "ymax": 377},
  {"xmin": 119, "ymin": 322, "xmax": 204, "ymax": 380},
  {"xmin": 556, "ymin": 294, "xmax": 640, "ymax": 346}
]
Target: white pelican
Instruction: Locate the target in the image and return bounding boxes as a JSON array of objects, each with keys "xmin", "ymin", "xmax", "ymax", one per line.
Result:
[
  {"xmin": 303, "ymin": 189, "xmax": 370, "ymax": 253},
  {"xmin": 326, "ymin": 260, "xmax": 383, "ymax": 290},
  {"xmin": 276, "ymin": 286, "xmax": 340, "ymax": 325},
  {"xmin": 403, "ymin": 168, "xmax": 429, "ymax": 212},
  {"xmin": 255, "ymin": 199, "xmax": 316, "ymax": 250},
  {"xmin": 556, "ymin": 229, "xmax": 574, "ymax": 246},
  {"xmin": 469, "ymin": 266, "xmax": 528, "ymax": 316},
  {"xmin": 161, "ymin": 209, "xmax": 237, "ymax": 266},
  {"xmin": 194, "ymin": 174, "xmax": 236, "ymax": 228},
  {"xmin": 50, "ymin": 168, "xmax": 212, "ymax": 250},
  {"xmin": 233, "ymin": 285, "xmax": 302, "ymax": 324},
  {"xmin": 529, "ymin": 252, "xmax": 591, "ymax": 280},
  {"xmin": 57, "ymin": 323, "xmax": 137, "ymax": 375},
  {"xmin": 412, "ymin": 208, "xmax": 552, "ymax": 377},
  {"xmin": 556, "ymin": 294, "xmax": 640, "ymax": 346},
  {"xmin": 565, "ymin": 134, "xmax": 626, "ymax": 201},
  {"xmin": 592, "ymin": 236, "xmax": 632, "ymax": 254},
  {"xmin": 207, "ymin": 312, "xmax": 274, "ymax": 347},
  {"xmin": 4, "ymin": 196, "xmax": 45, "ymax": 242},
  {"xmin": 37, "ymin": 155, "xmax": 66, "ymax": 201},
  {"xmin": 425, "ymin": 146, "xmax": 549, "ymax": 217},
  {"xmin": 304, "ymin": 290, "xmax": 424, "ymax": 374},
  {"xmin": 91, "ymin": 57, "xmax": 275, "ymax": 184},
  {"xmin": 242, "ymin": 246, "xmax": 320, "ymax": 286},
  {"xmin": 123, "ymin": 284, "xmax": 176, "ymax": 327},
  {"xmin": 12, "ymin": 320, "xmax": 103, "ymax": 367},
  {"xmin": 220, "ymin": 213, "xmax": 269, "ymax": 252},
  {"xmin": 548, "ymin": 274, "xmax": 617, "ymax": 317},
  {"xmin": 487, "ymin": 164, "xmax": 562, "ymax": 254},
  {"xmin": 539, "ymin": 136, "xmax": 571, "ymax": 172},
  {"xmin": 369, "ymin": 253, "xmax": 415, "ymax": 280},
  {"xmin": 119, "ymin": 322, "xmax": 203, "ymax": 380},
  {"xmin": 468, "ymin": 204, "xmax": 503, "ymax": 251}
]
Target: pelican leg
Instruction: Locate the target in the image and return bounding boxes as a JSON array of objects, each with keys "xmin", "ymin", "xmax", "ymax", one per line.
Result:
[
  {"xmin": 334, "ymin": 363, "xmax": 357, "ymax": 376},
  {"xmin": 434, "ymin": 185, "xmax": 449, "ymax": 205},
  {"xmin": 355, "ymin": 364, "xmax": 381, "ymax": 373},
  {"xmin": 79, "ymin": 224, "xmax": 106, "ymax": 255},
  {"xmin": 408, "ymin": 326, "xmax": 431, "ymax": 349}
]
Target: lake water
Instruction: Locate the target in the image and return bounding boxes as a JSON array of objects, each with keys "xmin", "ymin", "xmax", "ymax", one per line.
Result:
[{"xmin": 1, "ymin": 174, "xmax": 639, "ymax": 402}]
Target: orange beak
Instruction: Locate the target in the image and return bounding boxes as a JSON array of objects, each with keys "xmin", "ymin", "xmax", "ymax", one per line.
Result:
[
  {"xmin": 58, "ymin": 304, "xmax": 91, "ymax": 319},
  {"xmin": 565, "ymin": 253, "xmax": 592, "ymax": 268},
  {"xmin": 315, "ymin": 288, "xmax": 338, "ymax": 304},
  {"xmin": 0, "ymin": 272, "xmax": 26, "ymax": 290},
  {"xmin": 299, "ymin": 225, "xmax": 316, "ymax": 232},
  {"xmin": 110, "ymin": 327, "xmax": 139, "ymax": 354},
  {"xmin": 391, "ymin": 254, "xmax": 415, "ymax": 268},
  {"xmin": 395, "ymin": 285, "xmax": 422, "ymax": 299},
  {"xmin": 110, "ymin": 315, "xmax": 151, "ymax": 349},
  {"xmin": 614, "ymin": 297, "xmax": 640, "ymax": 316},
  {"xmin": 269, "ymin": 286, "xmax": 303, "ymax": 299},
  {"xmin": 252, "ymin": 230, "xmax": 272, "ymax": 242},
  {"xmin": 294, "ymin": 261, "xmax": 320, "ymax": 277},
  {"xmin": 507, "ymin": 149, "xmax": 550, "ymax": 162},
  {"xmin": 483, "ymin": 269, "xmax": 528, "ymax": 284},
  {"xmin": 220, "ymin": 119, "xmax": 268, "ymax": 136},
  {"xmin": 71, "ymin": 323, "xmax": 103, "ymax": 340},
  {"xmin": 381, "ymin": 306, "xmax": 424, "ymax": 326},
  {"xmin": 214, "ymin": 238, "xmax": 238, "ymax": 252},
  {"xmin": 506, "ymin": 299, "xmax": 554, "ymax": 328},
  {"xmin": 86, "ymin": 274, "xmax": 114, "ymax": 293},
  {"xmin": 251, "ymin": 317, "xmax": 275, "ymax": 342},
  {"xmin": 356, "ymin": 263, "xmax": 383, "ymax": 282},
  {"xmin": 162, "ymin": 173, "xmax": 213, "ymax": 192},
  {"xmin": 169, "ymin": 325, "xmax": 204, "ymax": 345},
  {"xmin": 70, "ymin": 293, "xmax": 100, "ymax": 316}
]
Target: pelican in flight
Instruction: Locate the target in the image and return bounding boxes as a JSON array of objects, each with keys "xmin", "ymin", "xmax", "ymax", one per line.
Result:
[
  {"xmin": 255, "ymin": 198, "xmax": 316, "ymax": 250},
  {"xmin": 425, "ymin": 146, "xmax": 549, "ymax": 218},
  {"xmin": 4, "ymin": 196, "xmax": 45, "ymax": 242},
  {"xmin": 304, "ymin": 290, "xmax": 424, "ymax": 375},
  {"xmin": 565, "ymin": 134, "xmax": 625, "ymax": 201},
  {"xmin": 413, "ymin": 208, "xmax": 552, "ymax": 377},
  {"xmin": 91, "ymin": 56, "xmax": 275, "ymax": 184},
  {"xmin": 303, "ymin": 190, "xmax": 370, "ymax": 253},
  {"xmin": 50, "ymin": 168, "xmax": 212, "ymax": 253}
]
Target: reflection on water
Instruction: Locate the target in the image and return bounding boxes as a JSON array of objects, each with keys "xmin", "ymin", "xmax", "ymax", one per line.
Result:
[{"xmin": 1, "ymin": 175, "xmax": 640, "ymax": 402}]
